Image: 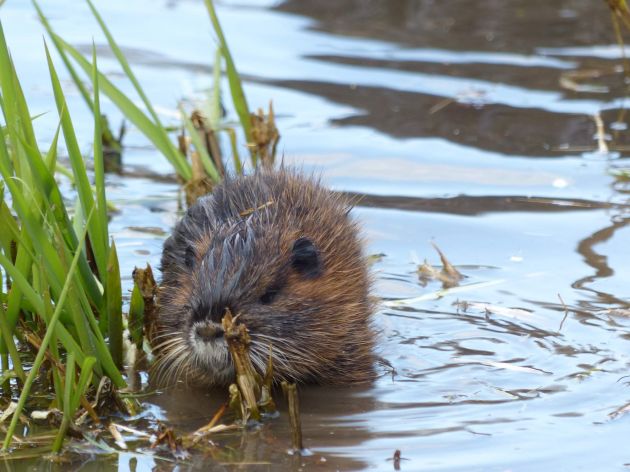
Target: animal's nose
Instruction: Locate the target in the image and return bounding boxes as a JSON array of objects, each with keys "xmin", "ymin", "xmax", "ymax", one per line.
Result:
[{"xmin": 195, "ymin": 322, "xmax": 224, "ymax": 342}]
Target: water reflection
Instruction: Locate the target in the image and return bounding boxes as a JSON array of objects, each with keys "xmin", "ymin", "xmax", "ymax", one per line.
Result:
[
  {"xmin": 257, "ymin": 78, "xmax": 602, "ymax": 157},
  {"xmin": 574, "ymin": 216, "xmax": 629, "ymax": 308},
  {"xmin": 277, "ymin": 0, "xmax": 614, "ymax": 53}
]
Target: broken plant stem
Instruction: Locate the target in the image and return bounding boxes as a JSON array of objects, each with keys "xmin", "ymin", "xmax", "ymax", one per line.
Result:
[
  {"xmin": 222, "ymin": 310, "xmax": 261, "ymax": 422},
  {"xmin": 281, "ymin": 381, "xmax": 303, "ymax": 452}
]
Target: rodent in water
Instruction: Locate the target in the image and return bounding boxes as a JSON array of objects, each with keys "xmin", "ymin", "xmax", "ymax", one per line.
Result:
[{"xmin": 154, "ymin": 168, "xmax": 375, "ymax": 386}]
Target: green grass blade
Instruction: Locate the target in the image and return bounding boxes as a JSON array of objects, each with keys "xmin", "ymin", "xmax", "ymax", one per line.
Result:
[
  {"xmin": 51, "ymin": 350, "xmax": 78, "ymax": 452},
  {"xmin": 18, "ymin": 134, "xmax": 77, "ymax": 242},
  {"xmin": 43, "ymin": 286, "xmax": 64, "ymax": 404},
  {"xmin": 0, "ymin": 119, "xmax": 96, "ymax": 364},
  {"xmin": 106, "ymin": 241, "xmax": 122, "ymax": 369},
  {"xmin": 0, "ymin": 295, "xmax": 23, "ymax": 381},
  {"xmin": 53, "ymin": 33, "xmax": 191, "ymax": 180},
  {"xmin": 32, "ymin": 0, "xmax": 94, "ymax": 112},
  {"xmin": 44, "ymin": 121, "xmax": 62, "ymax": 171},
  {"xmin": 91, "ymin": 43, "xmax": 109, "ymax": 282},
  {"xmin": 0, "ymin": 23, "xmax": 37, "ymax": 148},
  {"xmin": 16, "ymin": 133, "xmax": 108, "ymax": 343},
  {"xmin": 86, "ymin": 0, "xmax": 163, "ymax": 126},
  {"xmin": 2, "ymin": 209, "xmax": 94, "ymax": 451},
  {"xmin": 203, "ymin": 0, "xmax": 254, "ymax": 163},
  {"xmin": 0, "ymin": 21, "xmax": 34, "ymax": 187},
  {"xmin": 0, "ymin": 189, "xmax": 19, "ymax": 259},
  {"xmin": 0, "ymin": 251, "xmax": 87, "ymax": 362},
  {"xmin": 0, "ymin": 144, "xmax": 67, "ymax": 306},
  {"xmin": 223, "ymin": 127, "xmax": 242, "ymax": 174},
  {"xmin": 63, "ymin": 352, "xmax": 76, "ymax": 415},
  {"xmin": 0, "ymin": 252, "xmax": 44, "ymax": 317},
  {"xmin": 45, "ymin": 41, "xmax": 106, "ymax": 281},
  {"xmin": 128, "ymin": 282, "xmax": 144, "ymax": 349},
  {"xmin": 72, "ymin": 356, "xmax": 96, "ymax": 412}
]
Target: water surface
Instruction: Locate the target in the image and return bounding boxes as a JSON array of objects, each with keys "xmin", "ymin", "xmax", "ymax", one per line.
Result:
[{"xmin": 1, "ymin": 0, "xmax": 630, "ymax": 470}]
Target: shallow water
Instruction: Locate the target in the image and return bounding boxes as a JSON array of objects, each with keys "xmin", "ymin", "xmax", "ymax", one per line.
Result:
[{"xmin": 2, "ymin": 0, "xmax": 630, "ymax": 470}]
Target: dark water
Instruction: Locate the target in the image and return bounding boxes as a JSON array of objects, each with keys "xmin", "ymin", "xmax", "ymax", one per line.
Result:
[{"xmin": 2, "ymin": 0, "xmax": 630, "ymax": 470}]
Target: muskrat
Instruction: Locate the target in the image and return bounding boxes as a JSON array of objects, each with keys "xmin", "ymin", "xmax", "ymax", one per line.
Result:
[{"xmin": 154, "ymin": 168, "xmax": 374, "ymax": 386}]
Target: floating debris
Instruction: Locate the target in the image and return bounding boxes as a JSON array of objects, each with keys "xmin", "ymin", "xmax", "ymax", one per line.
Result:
[
  {"xmin": 383, "ymin": 279, "xmax": 506, "ymax": 307},
  {"xmin": 598, "ymin": 308, "xmax": 630, "ymax": 317},
  {"xmin": 454, "ymin": 301, "xmax": 535, "ymax": 320},
  {"xmin": 393, "ymin": 449, "xmax": 401, "ymax": 471},
  {"xmin": 593, "ymin": 113, "xmax": 610, "ymax": 154},
  {"xmin": 151, "ymin": 422, "xmax": 189, "ymax": 460},
  {"xmin": 454, "ymin": 358, "xmax": 551, "ymax": 375},
  {"xmin": 559, "ymin": 69, "xmax": 610, "ymax": 94},
  {"xmin": 239, "ymin": 200, "xmax": 274, "ymax": 217},
  {"xmin": 418, "ymin": 243, "xmax": 464, "ymax": 289},
  {"xmin": 108, "ymin": 423, "xmax": 128, "ymax": 450},
  {"xmin": 367, "ymin": 253, "xmax": 386, "ymax": 266},
  {"xmin": 609, "ymin": 401, "xmax": 630, "ymax": 420},
  {"xmin": 0, "ymin": 402, "xmax": 18, "ymax": 424},
  {"xmin": 126, "ymin": 226, "xmax": 167, "ymax": 236},
  {"xmin": 186, "ymin": 404, "xmax": 239, "ymax": 447}
]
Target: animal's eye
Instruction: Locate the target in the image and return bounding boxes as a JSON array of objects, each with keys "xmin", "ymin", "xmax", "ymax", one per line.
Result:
[
  {"xmin": 260, "ymin": 287, "xmax": 279, "ymax": 304},
  {"xmin": 291, "ymin": 237, "xmax": 322, "ymax": 278}
]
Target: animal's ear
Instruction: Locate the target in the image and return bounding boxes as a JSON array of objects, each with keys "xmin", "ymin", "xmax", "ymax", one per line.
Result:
[
  {"xmin": 291, "ymin": 237, "xmax": 322, "ymax": 278},
  {"xmin": 184, "ymin": 246, "xmax": 196, "ymax": 270}
]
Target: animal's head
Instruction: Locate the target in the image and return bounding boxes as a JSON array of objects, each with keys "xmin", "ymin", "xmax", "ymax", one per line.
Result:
[{"xmin": 154, "ymin": 171, "xmax": 374, "ymax": 386}]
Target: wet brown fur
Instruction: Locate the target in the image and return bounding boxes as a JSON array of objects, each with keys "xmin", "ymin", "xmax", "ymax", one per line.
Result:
[{"xmin": 154, "ymin": 168, "xmax": 375, "ymax": 386}]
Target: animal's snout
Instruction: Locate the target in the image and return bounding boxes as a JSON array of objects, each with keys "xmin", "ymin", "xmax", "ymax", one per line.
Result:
[{"xmin": 195, "ymin": 322, "xmax": 225, "ymax": 342}]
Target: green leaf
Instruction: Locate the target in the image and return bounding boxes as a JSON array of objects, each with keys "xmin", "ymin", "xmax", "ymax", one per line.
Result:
[
  {"xmin": 106, "ymin": 241, "xmax": 123, "ymax": 369},
  {"xmin": 32, "ymin": 0, "xmax": 94, "ymax": 112},
  {"xmin": 128, "ymin": 282, "xmax": 144, "ymax": 349},
  {"xmin": 63, "ymin": 351, "xmax": 76, "ymax": 416},
  {"xmin": 91, "ymin": 43, "xmax": 109, "ymax": 283},
  {"xmin": 71, "ymin": 356, "xmax": 96, "ymax": 412},
  {"xmin": 53, "ymin": 32, "xmax": 191, "ymax": 180},
  {"xmin": 45, "ymin": 41, "xmax": 106, "ymax": 283},
  {"xmin": 203, "ymin": 0, "xmax": 254, "ymax": 164},
  {"xmin": 2, "ymin": 209, "xmax": 94, "ymax": 451},
  {"xmin": 86, "ymin": 0, "xmax": 163, "ymax": 127}
]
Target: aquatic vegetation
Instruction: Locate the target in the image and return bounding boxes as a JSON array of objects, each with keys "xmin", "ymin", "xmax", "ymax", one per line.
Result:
[
  {"xmin": 0, "ymin": 1, "xmax": 300, "ymax": 457},
  {"xmin": 0, "ymin": 28, "xmax": 293, "ymax": 457},
  {"xmin": 36, "ymin": 0, "xmax": 280, "ymax": 201},
  {"xmin": 417, "ymin": 243, "xmax": 464, "ymax": 289},
  {"xmin": 0, "ymin": 22, "xmax": 128, "ymax": 452},
  {"xmin": 605, "ymin": 0, "xmax": 630, "ymax": 78}
]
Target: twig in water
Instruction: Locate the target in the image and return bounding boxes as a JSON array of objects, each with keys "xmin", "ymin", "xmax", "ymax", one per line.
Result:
[
  {"xmin": 281, "ymin": 381, "xmax": 303, "ymax": 453},
  {"xmin": 593, "ymin": 113, "xmax": 609, "ymax": 154}
]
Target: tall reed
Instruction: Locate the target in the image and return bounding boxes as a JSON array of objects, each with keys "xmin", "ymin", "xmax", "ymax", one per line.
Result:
[{"xmin": 0, "ymin": 21, "xmax": 125, "ymax": 450}]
